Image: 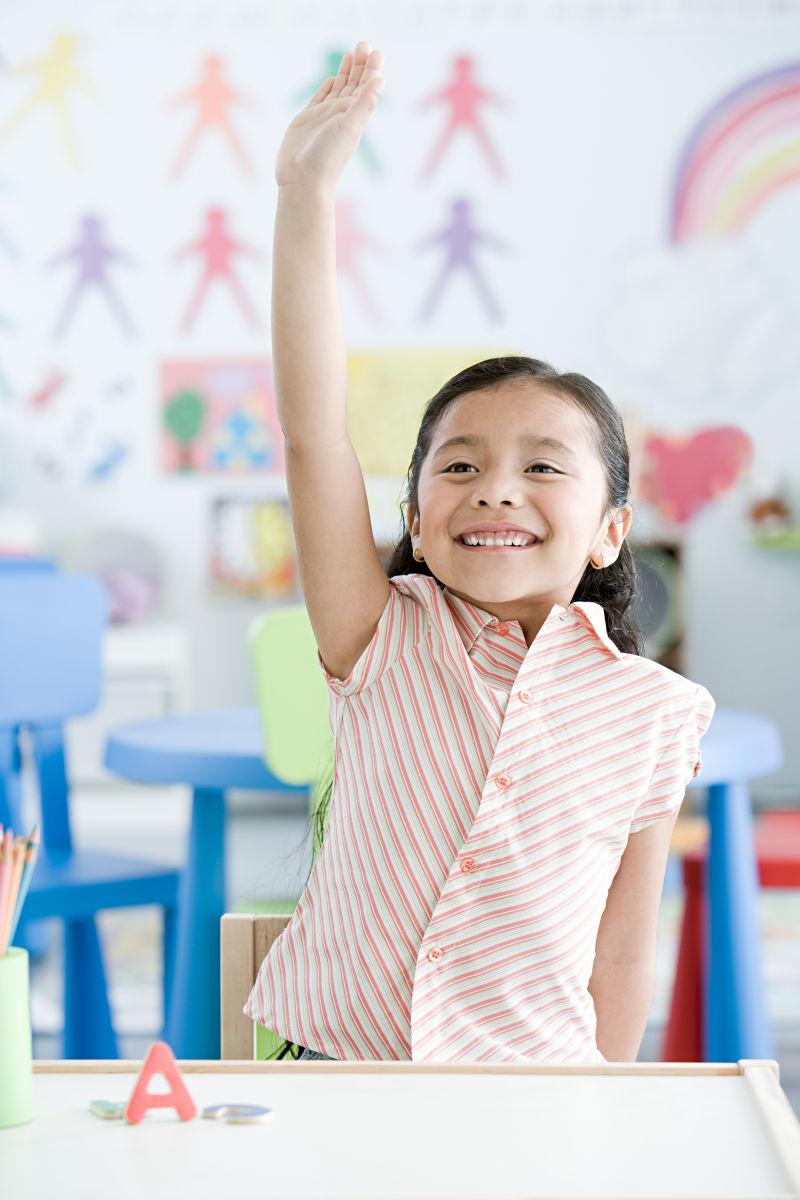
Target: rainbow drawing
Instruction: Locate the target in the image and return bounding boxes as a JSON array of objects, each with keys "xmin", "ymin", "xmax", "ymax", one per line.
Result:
[{"xmin": 671, "ymin": 61, "xmax": 800, "ymax": 240}]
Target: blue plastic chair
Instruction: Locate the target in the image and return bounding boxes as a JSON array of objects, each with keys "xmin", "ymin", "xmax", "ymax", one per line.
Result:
[{"xmin": 0, "ymin": 572, "xmax": 180, "ymax": 1058}]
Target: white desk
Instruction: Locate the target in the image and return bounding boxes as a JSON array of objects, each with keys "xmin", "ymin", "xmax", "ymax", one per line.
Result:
[{"xmin": 6, "ymin": 1060, "xmax": 800, "ymax": 1199}]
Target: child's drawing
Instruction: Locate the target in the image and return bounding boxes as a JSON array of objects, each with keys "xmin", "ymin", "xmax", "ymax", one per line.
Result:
[{"xmin": 161, "ymin": 359, "xmax": 283, "ymax": 475}]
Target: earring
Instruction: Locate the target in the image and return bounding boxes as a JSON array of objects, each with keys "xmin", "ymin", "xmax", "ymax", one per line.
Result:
[
  {"xmin": 591, "ymin": 555, "xmax": 605, "ymax": 569},
  {"xmin": 413, "ymin": 547, "xmax": 424, "ymax": 562}
]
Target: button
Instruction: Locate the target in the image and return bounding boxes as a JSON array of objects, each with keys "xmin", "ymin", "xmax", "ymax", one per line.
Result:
[
  {"xmin": 518, "ymin": 690, "xmax": 533, "ymax": 704},
  {"xmin": 495, "ymin": 622, "xmax": 509, "ymax": 635},
  {"xmin": 460, "ymin": 857, "xmax": 477, "ymax": 872},
  {"xmin": 427, "ymin": 947, "xmax": 444, "ymax": 962},
  {"xmin": 495, "ymin": 774, "xmax": 511, "ymax": 789}
]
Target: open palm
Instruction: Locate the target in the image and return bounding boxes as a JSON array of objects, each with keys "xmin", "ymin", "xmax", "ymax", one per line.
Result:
[{"xmin": 276, "ymin": 41, "xmax": 385, "ymax": 191}]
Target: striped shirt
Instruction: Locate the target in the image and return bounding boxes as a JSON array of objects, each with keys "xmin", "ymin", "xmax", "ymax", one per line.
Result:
[{"xmin": 245, "ymin": 573, "xmax": 715, "ymax": 1064}]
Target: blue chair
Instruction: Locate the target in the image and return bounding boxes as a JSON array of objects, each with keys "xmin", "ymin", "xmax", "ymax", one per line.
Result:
[{"xmin": 0, "ymin": 572, "xmax": 180, "ymax": 1058}]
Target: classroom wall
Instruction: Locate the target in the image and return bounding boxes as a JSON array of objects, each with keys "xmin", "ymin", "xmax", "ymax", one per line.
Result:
[{"xmin": 1, "ymin": 1, "xmax": 799, "ymax": 799}]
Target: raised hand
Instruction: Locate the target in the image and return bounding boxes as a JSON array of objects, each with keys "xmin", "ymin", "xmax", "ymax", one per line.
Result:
[{"xmin": 275, "ymin": 41, "xmax": 385, "ymax": 194}]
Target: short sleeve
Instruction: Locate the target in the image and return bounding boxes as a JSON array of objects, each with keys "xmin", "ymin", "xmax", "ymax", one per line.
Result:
[
  {"xmin": 629, "ymin": 684, "xmax": 716, "ymax": 834},
  {"xmin": 317, "ymin": 577, "xmax": 427, "ymax": 699}
]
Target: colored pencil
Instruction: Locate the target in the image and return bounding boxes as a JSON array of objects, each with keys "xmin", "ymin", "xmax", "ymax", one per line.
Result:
[
  {"xmin": 0, "ymin": 829, "xmax": 13, "ymax": 950},
  {"xmin": 0, "ymin": 836, "xmax": 26, "ymax": 954},
  {"xmin": 7, "ymin": 824, "xmax": 40, "ymax": 949}
]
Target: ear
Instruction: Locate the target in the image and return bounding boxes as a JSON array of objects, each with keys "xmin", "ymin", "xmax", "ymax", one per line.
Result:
[
  {"xmin": 406, "ymin": 500, "xmax": 420, "ymax": 540},
  {"xmin": 591, "ymin": 503, "xmax": 633, "ymax": 569}
]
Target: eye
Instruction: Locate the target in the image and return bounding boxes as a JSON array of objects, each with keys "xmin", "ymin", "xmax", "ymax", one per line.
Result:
[{"xmin": 442, "ymin": 462, "xmax": 561, "ymax": 474}]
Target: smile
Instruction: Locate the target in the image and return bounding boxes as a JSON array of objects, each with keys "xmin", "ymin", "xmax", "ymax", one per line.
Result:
[{"xmin": 453, "ymin": 537, "xmax": 542, "ymax": 549}]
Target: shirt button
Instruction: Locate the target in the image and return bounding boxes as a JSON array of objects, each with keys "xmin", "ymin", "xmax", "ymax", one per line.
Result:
[
  {"xmin": 460, "ymin": 857, "xmax": 477, "ymax": 872},
  {"xmin": 427, "ymin": 947, "xmax": 444, "ymax": 962},
  {"xmin": 518, "ymin": 690, "xmax": 533, "ymax": 704},
  {"xmin": 495, "ymin": 774, "xmax": 511, "ymax": 789},
  {"xmin": 495, "ymin": 622, "xmax": 509, "ymax": 635}
]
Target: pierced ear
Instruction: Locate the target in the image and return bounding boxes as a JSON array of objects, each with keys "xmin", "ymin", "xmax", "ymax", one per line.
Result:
[{"xmin": 596, "ymin": 503, "xmax": 633, "ymax": 566}]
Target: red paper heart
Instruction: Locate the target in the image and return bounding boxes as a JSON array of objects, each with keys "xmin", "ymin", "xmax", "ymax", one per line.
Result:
[{"xmin": 641, "ymin": 426, "xmax": 753, "ymax": 525}]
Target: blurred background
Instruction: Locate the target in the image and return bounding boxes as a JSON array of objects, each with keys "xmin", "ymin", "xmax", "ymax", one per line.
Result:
[{"xmin": 1, "ymin": 0, "xmax": 798, "ymax": 1109}]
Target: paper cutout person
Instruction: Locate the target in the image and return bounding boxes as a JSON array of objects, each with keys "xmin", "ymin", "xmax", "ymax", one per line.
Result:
[
  {"xmin": 418, "ymin": 55, "xmax": 508, "ymax": 180},
  {"xmin": 416, "ymin": 198, "xmax": 507, "ymax": 323},
  {"xmin": 173, "ymin": 207, "xmax": 262, "ymax": 333},
  {"xmin": 46, "ymin": 214, "xmax": 136, "ymax": 339},
  {"xmin": 0, "ymin": 33, "xmax": 94, "ymax": 167},
  {"xmin": 125, "ymin": 1041, "xmax": 197, "ymax": 1125},
  {"xmin": 168, "ymin": 55, "xmax": 255, "ymax": 179},
  {"xmin": 336, "ymin": 198, "xmax": 387, "ymax": 321}
]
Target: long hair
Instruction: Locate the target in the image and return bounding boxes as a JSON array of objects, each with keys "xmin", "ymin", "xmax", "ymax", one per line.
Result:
[{"xmin": 290, "ymin": 355, "xmax": 643, "ymax": 968}]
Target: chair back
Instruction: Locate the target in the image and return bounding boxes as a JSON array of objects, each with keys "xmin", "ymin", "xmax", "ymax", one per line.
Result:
[
  {"xmin": 220, "ymin": 912, "xmax": 292, "ymax": 1059},
  {"xmin": 248, "ymin": 605, "xmax": 332, "ymax": 787},
  {"xmin": 0, "ymin": 573, "xmax": 107, "ymax": 853},
  {"xmin": 0, "ymin": 573, "xmax": 106, "ymax": 724}
]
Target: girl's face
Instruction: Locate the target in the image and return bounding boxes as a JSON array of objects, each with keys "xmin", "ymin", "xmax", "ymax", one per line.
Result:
[{"xmin": 406, "ymin": 381, "xmax": 633, "ymax": 639}]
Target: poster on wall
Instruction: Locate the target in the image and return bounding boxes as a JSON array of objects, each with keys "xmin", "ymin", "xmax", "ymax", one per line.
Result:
[
  {"xmin": 210, "ymin": 495, "xmax": 298, "ymax": 599},
  {"xmin": 346, "ymin": 348, "xmax": 511, "ymax": 476},
  {"xmin": 161, "ymin": 359, "xmax": 283, "ymax": 475}
]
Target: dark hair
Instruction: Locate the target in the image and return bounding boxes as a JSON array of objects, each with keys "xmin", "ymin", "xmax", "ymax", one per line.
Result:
[{"xmin": 291, "ymin": 355, "xmax": 643, "ymax": 935}]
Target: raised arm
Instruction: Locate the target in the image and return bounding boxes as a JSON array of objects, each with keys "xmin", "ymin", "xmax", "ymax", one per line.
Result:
[{"xmin": 273, "ymin": 40, "xmax": 390, "ymax": 682}]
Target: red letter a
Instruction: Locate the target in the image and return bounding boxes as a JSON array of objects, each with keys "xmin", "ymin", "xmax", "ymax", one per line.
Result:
[{"xmin": 125, "ymin": 1041, "xmax": 198, "ymax": 1124}]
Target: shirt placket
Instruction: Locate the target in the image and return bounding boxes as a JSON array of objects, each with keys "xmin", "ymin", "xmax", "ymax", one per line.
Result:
[{"xmin": 411, "ymin": 610, "xmax": 569, "ymax": 1056}]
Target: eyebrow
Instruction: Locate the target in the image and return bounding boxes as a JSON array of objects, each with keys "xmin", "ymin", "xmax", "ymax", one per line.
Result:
[{"xmin": 432, "ymin": 434, "xmax": 577, "ymax": 460}]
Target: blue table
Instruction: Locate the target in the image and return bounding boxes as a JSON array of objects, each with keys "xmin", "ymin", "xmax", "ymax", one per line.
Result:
[
  {"xmin": 104, "ymin": 707, "xmax": 306, "ymax": 1059},
  {"xmin": 105, "ymin": 705, "xmax": 781, "ymax": 1062}
]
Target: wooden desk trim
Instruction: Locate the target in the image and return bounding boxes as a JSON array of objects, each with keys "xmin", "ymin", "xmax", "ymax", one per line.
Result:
[{"xmin": 33, "ymin": 1058, "xmax": 776, "ymax": 1078}]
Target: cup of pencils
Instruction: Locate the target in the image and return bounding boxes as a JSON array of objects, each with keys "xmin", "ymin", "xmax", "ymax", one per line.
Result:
[{"xmin": 0, "ymin": 824, "xmax": 39, "ymax": 1130}]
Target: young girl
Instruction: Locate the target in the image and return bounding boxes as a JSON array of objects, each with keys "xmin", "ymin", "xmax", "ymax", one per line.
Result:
[{"xmin": 244, "ymin": 40, "xmax": 715, "ymax": 1065}]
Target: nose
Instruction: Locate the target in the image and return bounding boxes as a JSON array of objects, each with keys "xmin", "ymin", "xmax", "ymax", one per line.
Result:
[{"xmin": 470, "ymin": 472, "xmax": 524, "ymax": 509}]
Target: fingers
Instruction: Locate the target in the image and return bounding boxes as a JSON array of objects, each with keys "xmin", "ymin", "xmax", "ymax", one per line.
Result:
[
  {"xmin": 360, "ymin": 48, "xmax": 385, "ymax": 91},
  {"xmin": 341, "ymin": 40, "xmax": 370, "ymax": 97},
  {"xmin": 329, "ymin": 50, "xmax": 353, "ymax": 99},
  {"xmin": 337, "ymin": 71, "xmax": 383, "ymax": 137},
  {"xmin": 316, "ymin": 41, "xmax": 384, "ymax": 111},
  {"xmin": 306, "ymin": 74, "xmax": 336, "ymax": 108}
]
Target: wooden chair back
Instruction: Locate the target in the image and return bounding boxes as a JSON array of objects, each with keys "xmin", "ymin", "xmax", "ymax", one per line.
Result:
[{"xmin": 220, "ymin": 912, "xmax": 292, "ymax": 1059}]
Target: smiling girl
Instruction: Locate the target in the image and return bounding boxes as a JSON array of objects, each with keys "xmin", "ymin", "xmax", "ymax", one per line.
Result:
[{"xmin": 244, "ymin": 41, "xmax": 715, "ymax": 1064}]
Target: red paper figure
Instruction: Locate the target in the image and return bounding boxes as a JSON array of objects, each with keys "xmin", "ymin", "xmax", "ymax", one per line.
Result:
[{"xmin": 125, "ymin": 1041, "xmax": 198, "ymax": 1125}]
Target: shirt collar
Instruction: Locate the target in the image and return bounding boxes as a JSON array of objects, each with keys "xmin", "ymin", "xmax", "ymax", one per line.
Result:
[{"xmin": 442, "ymin": 588, "xmax": 621, "ymax": 661}]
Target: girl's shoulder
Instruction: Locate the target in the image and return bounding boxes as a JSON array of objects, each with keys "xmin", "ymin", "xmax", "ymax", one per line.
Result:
[{"xmin": 620, "ymin": 649, "xmax": 715, "ymax": 725}]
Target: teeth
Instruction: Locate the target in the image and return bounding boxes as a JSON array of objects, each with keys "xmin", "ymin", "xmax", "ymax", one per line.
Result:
[{"xmin": 461, "ymin": 534, "xmax": 534, "ymax": 547}]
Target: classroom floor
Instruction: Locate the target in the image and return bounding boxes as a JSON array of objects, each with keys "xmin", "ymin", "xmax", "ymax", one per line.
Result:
[{"xmin": 27, "ymin": 784, "xmax": 800, "ymax": 1119}]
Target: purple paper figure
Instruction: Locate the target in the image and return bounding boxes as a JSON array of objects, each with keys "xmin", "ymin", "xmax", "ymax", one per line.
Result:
[
  {"xmin": 416, "ymin": 198, "xmax": 507, "ymax": 324},
  {"xmin": 168, "ymin": 55, "xmax": 255, "ymax": 180},
  {"xmin": 0, "ymin": 33, "xmax": 94, "ymax": 167},
  {"xmin": 335, "ymin": 198, "xmax": 387, "ymax": 322},
  {"xmin": 46, "ymin": 214, "xmax": 136, "ymax": 339},
  {"xmin": 172, "ymin": 207, "xmax": 263, "ymax": 334},
  {"xmin": 418, "ymin": 56, "xmax": 509, "ymax": 180}
]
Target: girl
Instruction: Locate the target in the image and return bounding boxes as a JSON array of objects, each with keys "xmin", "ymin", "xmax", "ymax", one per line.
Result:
[{"xmin": 244, "ymin": 41, "xmax": 715, "ymax": 1065}]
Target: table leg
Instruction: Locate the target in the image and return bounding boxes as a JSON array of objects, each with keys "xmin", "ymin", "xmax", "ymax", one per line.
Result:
[
  {"xmin": 165, "ymin": 787, "xmax": 225, "ymax": 1058},
  {"xmin": 704, "ymin": 780, "xmax": 774, "ymax": 1060}
]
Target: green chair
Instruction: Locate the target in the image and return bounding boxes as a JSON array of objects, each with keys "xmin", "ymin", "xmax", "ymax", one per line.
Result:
[{"xmin": 244, "ymin": 604, "xmax": 333, "ymax": 1058}]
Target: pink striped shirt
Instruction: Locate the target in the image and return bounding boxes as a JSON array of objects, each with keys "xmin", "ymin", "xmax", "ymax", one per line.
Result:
[{"xmin": 245, "ymin": 574, "xmax": 715, "ymax": 1063}]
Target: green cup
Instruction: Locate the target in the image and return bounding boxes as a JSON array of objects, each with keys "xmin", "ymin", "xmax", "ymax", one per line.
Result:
[{"xmin": 0, "ymin": 947, "xmax": 33, "ymax": 1129}]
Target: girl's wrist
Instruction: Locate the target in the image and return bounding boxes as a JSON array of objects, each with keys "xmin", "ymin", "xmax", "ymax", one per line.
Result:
[{"xmin": 277, "ymin": 180, "xmax": 336, "ymax": 209}]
